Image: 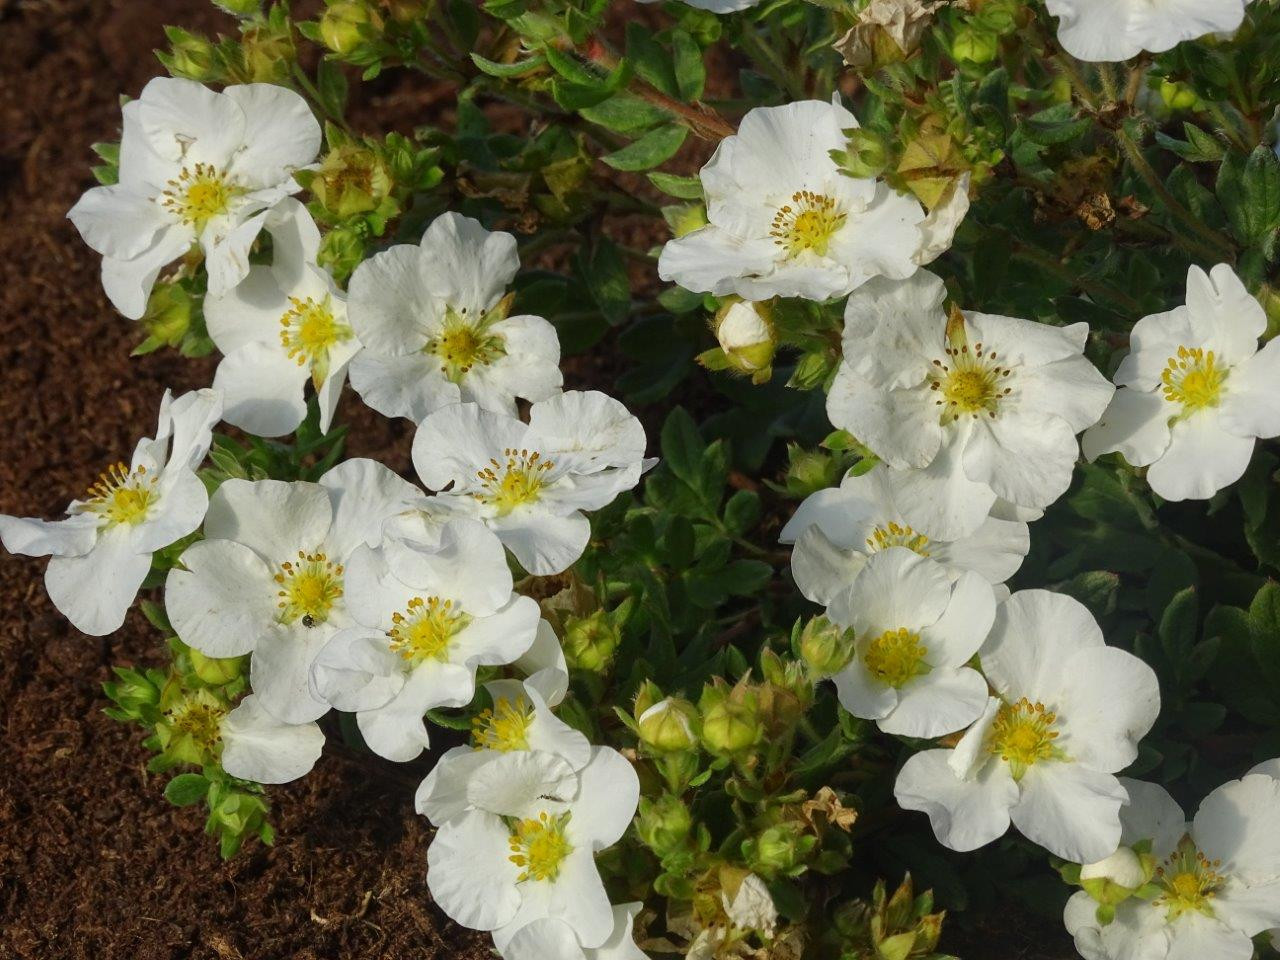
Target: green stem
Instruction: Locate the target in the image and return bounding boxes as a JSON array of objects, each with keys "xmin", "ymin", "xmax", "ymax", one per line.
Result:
[{"xmin": 738, "ymin": 27, "xmax": 806, "ymax": 102}]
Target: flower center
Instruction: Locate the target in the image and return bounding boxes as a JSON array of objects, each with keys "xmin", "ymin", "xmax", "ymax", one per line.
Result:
[
  {"xmin": 472, "ymin": 697, "xmax": 535, "ymax": 751},
  {"xmin": 160, "ymin": 163, "xmax": 241, "ymax": 229},
  {"xmin": 1155, "ymin": 837, "xmax": 1225, "ymax": 920},
  {"xmin": 865, "ymin": 521, "xmax": 931, "ymax": 557},
  {"xmin": 279, "ymin": 295, "xmax": 353, "ymax": 387},
  {"xmin": 426, "ymin": 308, "xmax": 505, "ymax": 383},
  {"xmin": 83, "ymin": 462, "xmax": 157, "ymax": 527},
  {"xmin": 988, "ymin": 697, "xmax": 1062, "ymax": 780},
  {"xmin": 508, "ymin": 811, "xmax": 573, "ymax": 882},
  {"xmin": 474, "ymin": 449, "xmax": 554, "ymax": 516},
  {"xmin": 1161, "ymin": 346, "xmax": 1227, "ymax": 415},
  {"xmin": 928, "ymin": 341, "xmax": 1011, "ymax": 422},
  {"xmin": 274, "ymin": 551, "xmax": 344, "ymax": 626},
  {"xmin": 770, "ymin": 190, "xmax": 846, "ymax": 259},
  {"xmin": 165, "ymin": 690, "xmax": 227, "ymax": 754},
  {"xmin": 863, "ymin": 627, "xmax": 930, "ymax": 688},
  {"xmin": 388, "ymin": 596, "xmax": 470, "ymax": 666}
]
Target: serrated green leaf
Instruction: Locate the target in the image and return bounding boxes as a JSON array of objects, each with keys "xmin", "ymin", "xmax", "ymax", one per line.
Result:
[{"xmin": 601, "ymin": 124, "xmax": 688, "ymax": 172}]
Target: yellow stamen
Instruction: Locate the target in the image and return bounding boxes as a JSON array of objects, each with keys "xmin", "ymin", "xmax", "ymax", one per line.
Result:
[
  {"xmin": 472, "ymin": 697, "xmax": 535, "ymax": 752},
  {"xmin": 770, "ymin": 190, "xmax": 846, "ymax": 259},
  {"xmin": 1155, "ymin": 836, "xmax": 1225, "ymax": 920},
  {"xmin": 473, "ymin": 448, "xmax": 554, "ymax": 516},
  {"xmin": 279, "ymin": 295, "xmax": 353, "ymax": 388},
  {"xmin": 928, "ymin": 340, "xmax": 1011, "ymax": 422},
  {"xmin": 83, "ymin": 461, "xmax": 157, "ymax": 527},
  {"xmin": 1161, "ymin": 346, "xmax": 1227, "ymax": 415},
  {"xmin": 988, "ymin": 697, "xmax": 1063, "ymax": 780},
  {"xmin": 274, "ymin": 551, "xmax": 344, "ymax": 626},
  {"xmin": 160, "ymin": 163, "xmax": 241, "ymax": 229},
  {"xmin": 388, "ymin": 596, "xmax": 470, "ymax": 665},
  {"xmin": 508, "ymin": 811, "xmax": 573, "ymax": 882},
  {"xmin": 165, "ymin": 689, "xmax": 227, "ymax": 753},
  {"xmin": 863, "ymin": 626, "xmax": 930, "ymax": 688},
  {"xmin": 425, "ymin": 307, "xmax": 505, "ymax": 383},
  {"xmin": 865, "ymin": 521, "xmax": 931, "ymax": 557}
]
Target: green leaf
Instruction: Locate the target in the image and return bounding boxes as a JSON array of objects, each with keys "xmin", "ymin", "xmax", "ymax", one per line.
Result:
[
  {"xmin": 580, "ymin": 94, "xmax": 671, "ymax": 135},
  {"xmin": 164, "ymin": 773, "xmax": 210, "ymax": 807},
  {"xmin": 625, "ymin": 23, "xmax": 678, "ymax": 98},
  {"xmin": 1216, "ymin": 146, "xmax": 1280, "ymax": 244},
  {"xmin": 1248, "ymin": 582, "xmax": 1280, "ymax": 685},
  {"xmin": 542, "ymin": 46, "xmax": 599, "ymax": 86},
  {"xmin": 470, "ymin": 52, "xmax": 546, "ymax": 78},
  {"xmin": 601, "ymin": 124, "xmax": 688, "ymax": 172},
  {"xmin": 1020, "ymin": 103, "xmax": 1091, "ymax": 146},
  {"xmin": 1159, "ymin": 587, "xmax": 1199, "ymax": 667},
  {"xmin": 648, "ymin": 171, "xmax": 703, "ymax": 199},
  {"xmin": 660, "ymin": 408, "xmax": 705, "ymax": 486},
  {"xmin": 579, "ymin": 238, "xmax": 631, "ymax": 325},
  {"xmin": 314, "ymin": 58, "xmax": 348, "ymax": 118},
  {"xmin": 670, "ymin": 29, "xmax": 705, "ymax": 102},
  {"xmin": 723, "ymin": 489, "xmax": 761, "ymax": 535}
]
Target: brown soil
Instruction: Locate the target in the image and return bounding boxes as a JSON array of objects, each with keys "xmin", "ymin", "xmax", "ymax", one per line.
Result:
[{"xmin": 0, "ymin": 2, "xmax": 1078, "ymax": 958}]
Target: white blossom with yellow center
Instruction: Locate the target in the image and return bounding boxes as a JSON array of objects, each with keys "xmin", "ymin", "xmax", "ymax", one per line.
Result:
[
  {"xmin": 308, "ymin": 518, "xmax": 541, "ymax": 762},
  {"xmin": 658, "ymin": 99, "xmax": 928, "ymax": 302},
  {"xmin": 412, "ymin": 391, "xmax": 650, "ymax": 576},
  {"xmin": 0, "ymin": 388, "xmax": 221, "ymax": 636},
  {"xmin": 1084, "ymin": 263, "xmax": 1280, "ymax": 502},
  {"xmin": 67, "ymin": 77, "xmax": 320, "ymax": 319},
  {"xmin": 165, "ymin": 459, "xmax": 423, "ymax": 724},
  {"xmin": 426, "ymin": 747, "xmax": 639, "ymax": 952},
  {"xmin": 780, "ymin": 463, "xmax": 1030, "ymax": 607},
  {"xmin": 203, "ymin": 199, "xmax": 359, "ymax": 439},
  {"xmin": 347, "ymin": 212, "xmax": 562, "ymax": 424},
  {"xmin": 825, "ymin": 548, "xmax": 994, "ymax": 738},
  {"xmin": 827, "ymin": 270, "xmax": 1114, "ymax": 540},
  {"xmin": 895, "ymin": 589, "xmax": 1161, "ymax": 863},
  {"xmin": 1064, "ymin": 774, "xmax": 1280, "ymax": 960},
  {"xmin": 1046, "ymin": 0, "xmax": 1247, "ymax": 63}
]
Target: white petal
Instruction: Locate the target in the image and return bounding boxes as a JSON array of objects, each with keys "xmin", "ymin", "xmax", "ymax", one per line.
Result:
[
  {"xmin": 202, "ymin": 264, "xmax": 290, "ymax": 356},
  {"xmin": 222, "ymin": 83, "xmax": 321, "ymax": 188},
  {"xmin": 202, "ymin": 208, "xmax": 270, "ymax": 297},
  {"xmin": 1186, "ymin": 262, "xmax": 1266, "ymax": 365},
  {"xmin": 890, "ymin": 429, "xmax": 999, "ymax": 541},
  {"xmin": 1117, "ymin": 777, "xmax": 1187, "ymax": 858},
  {"xmin": 412, "ymin": 402, "xmax": 530, "ymax": 491},
  {"xmin": 427, "ymin": 809, "xmax": 522, "ymax": 931},
  {"xmin": 165, "ymin": 538, "xmax": 278, "ymax": 656},
  {"xmin": 981, "ymin": 589, "xmax": 1104, "ymax": 704},
  {"xmin": 214, "ymin": 342, "xmax": 310, "ymax": 438},
  {"xmin": 415, "ymin": 747, "xmax": 496, "ymax": 825},
  {"xmin": 501, "ymin": 918, "xmax": 587, "ymax": 960},
  {"xmin": 135, "ymin": 77, "xmax": 246, "ymax": 166},
  {"xmin": 386, "ymin": 516, "xmax": 513, "ymax": 616},
  {"xmin": 419, "ymin": 212, "xmax": 520, "ymax": 314},
  {"xmin": 880, "ymin": 667, "xmax": 988, "ymax": 738},
  {"xmin": 0, "ymin": 513, "xmax": 98, "ymax": 558},
  {"xmin": 1010, "ymin": 763, "xmax": 1126, "ymax": 863},
  {"xmin": 320, "ymin": 458, "xmax": 423, "ymax": 559},
  {"xmin": 1082, "ymin": 387, "xmax": 1172, "ymax": 467},
  {"xmin": 1146, "ymin": 411, "xmax": 1254, "ymax": 501},
  {"xmin": 130, "ymin": 468, "xmax": 209, "ymax": 553},
  {"xmin": 347, "ymin": 243, "xmax": 437, "ymax": 355},
  {"xmin": 656, "ymin": 227, "xmax": 785, "ymax": 298},
  {"xmin": 250, "ymin": 624, "xmax": 333, "ymax": 723},
  {"xmin": 826, "ymin": 185, "xmax": 925, "ymax": 291},
  {"xmin": 220, "ymin": 694, "xmax": 324, "ymax": 784},
  {"xmin": 44, "ymin": 528, "xmax": 151, "ymax": 636},
  {"xmin": 309, "ymin": 627, "xmax": 406, "ymax": 712},
  {"xmin": 1164, "ymin": 912, "xmax": 1252, "ymax": 960},
  {"xmin": 569, "ymin": 747, "xmax": 640, "ymax": 849},
  {"xmin": 67, "ymin": 184, "xmax": 167, "ymax": 259},
  {"xmin": 831, "ymin": 661, "xmax": 899, "ymax": 721},
  {"xmin": 829, "ymin": 546, "xmax": 952, "ymax": 634},
  {"xmin": 921, "ymin": 569, "xmax": 996, "ymax": 667},
  {"xmin": 493, "ymin": 848, "xmax": 615, "ymax": 951},
  {"xmin": 790, "ymin": 526, "xmax": 867, "ymax": 606},
  {"xmin": 100, "ymin": 226, "xmax": 192, "ymax": 320},
  {"xmin": 914, "ymin": 174, "xmax": 970, "ymax": 266},
  {"xmin": 1018, "ymin": 354, "xmax": 1115, "ymax": 434},
  {"xmin": 932, "ymin": 514, "xmax": 1029, "ymax": 586},
  {"xmin": 348, "ymin": 350, "xmax": 460, "ymax": 423},
  {"xmin": 465, "ymin": 751, "xmax": 577, "ymax": 819},
  {"xmin": 825, "ymin": 366, "xmax": 940, "ymax": 470},
  {"xmin": 1056, "ymin": 647, "xmax": 1161, "ymax": 773},
  {"xmin": 528, "ymin": 391, "xmax": 647, "ymax": 472},
  {"xmin": 1193, "ymin": 774, "xmax": 1280, "ymax": 884},
  {"xmin": 453, "ymin": 596, "xmax": 542, "ymax": 667},
  {"xmin": 840, "ymin": 271, "xmax": 947, "ymax": 389},
  {"xmin": 203, "ymin": 477, "xmax": 332, "ymax": 560},
  {"xmin": 357, "ymin": 662, "xmax": 473, "ymax": 761},
  {"xmin": 960, "ymin": 411, "xmax": 1079, "ymax": 511},
  {"xmin": 491, "ymin": 508, "xmax": 591, "ymax": 577},
  {"xmin": 1219, "ymin": 338, "xmax": 1280, "ymax": 439},
  {"xmin": 894, "ymin": 748, "xmax": 1018, "ymax": 852},
  {"xmin": 514, "ymin": 621, "xmax": 569, "ymax": 704},
  {"xmin": 468, "ymin": 314, "xmax": 564, "ymax": 412}
]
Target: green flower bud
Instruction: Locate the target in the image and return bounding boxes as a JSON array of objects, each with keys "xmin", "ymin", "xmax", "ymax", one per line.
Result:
[
  {"xmin": 309, "ymin": 144, "xmax": 394, "ymax": 218},
  {"xmin": 141, "ymin": 281, "xmax": 193, "ymax": 348},
  {"xmin": 637, "ymin": 793, "xmax": 694, "ymax": 856},
  {"xmin": 189, "ymin": 649, "xmax": 247, "ymax": 687},
  {"xmin": 156, "ymin": 688, "xmax": 228, "ymax": 768},
  {"xmin": 1159, "ymin": 79, "xmax": 1200, "ymax": 111},
  {"xmin": 712, "ymin": 299, "xmax": 775, "ymax": 382},
  {"xmin": 782, "ymin": 443, "xmax": 843, "ymax": 498},
  {"xmin": 744, "ymin": 823, "xmax": 815, "ymax": 878},
  {"xmin": 639, "ymin": 697, "xmax": 700, "ymax": 753},
  {"xmin": 952, "ymin": 26, "xmax": 999, "ymax": 65},
  {"xmin": 700, "ymin": 695, "xmax": 763, "ymax": 757},
  {"xmin": 163, "ymin": 27, "xmax": 220, "ymax": 83},
  {"xmin": 837, "ymin": 128, "xmax": 890, "ymax": 180},
  {"xmin": 799, "ymin": 616, "xmax": 857, "ymax": 678},
  {"xmin": 1079, "ymin": 846, "xmax": 1157, "ymax": 914},
  {"xmin": 317, "ymin": 225, "xmax": 367, "ymax": 281},
  {"xmin": 563, "ymin": 610, "xmax": 620, "ymax": 673},
  {"xmin": 663, "ymin": 202, "xmax": 708, "ymax": 239},
  {"xmin": 241, "ymin": 23, "xmax": 297, "ymax": 83},
  {"xmin": 320, "ymin": 1, "xmax": 382, "ymax": 56}
]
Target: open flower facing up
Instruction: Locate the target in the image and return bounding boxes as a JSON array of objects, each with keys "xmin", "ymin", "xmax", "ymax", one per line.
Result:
[
  {"xmin": 164, "ymin": 459, "xmax": 422, "ymax": 724},
  {"xmin": 347, "ymin": 212, "xmax": 562, "ymax": 422},
  {"xmin": 779, "ymin": 463, "xmax": 1029, "ymax": 606},
  {"xmin": 416, "ymin": 669, "xmax": 591, "ymax": 824},
  {"xmin": 657, "ymin": 99, "xmax": 926, "ymax": 302},
  {"xmin": 895, "ymin": 590, "xmax": 1161, "ymax": 862},
  {"xmin": 1046, "ymin": 0, "xmax": 1246, "ymax": 63},
  {"xmin": 501, "ymin": 903, "xmax": 649, "ymax": 960},
  {"xmin": 427, "ymin": 746, "xmax": 640, "ymax": 950},
  {"xmin": 1083, "ymin": 263, "xmax": 1280, "ymax": 501},
  {"xmin": 0, "ymin": 388, "xmax": 222, "ymax": 636},
  {"xmin": 412, "ymin": 391, "xmax": 649, "ymax": 575},
  {"xmin": 827, "ymin": 271, "xmax": 1114, "ymax": 540},
  {"xmin": 68, "ymin": 77, "xmax": 321, "ymax": 319},
  {"xmin": 308, "ymin": 518, "xmax": 541, "ymax": 761},
  {"xmin": 1064, "ymin": 775, "xmax": 1280, "ymax": 960},
  {"xmin": 203, "ymin": 198, "xmax": 359, "ymax": 437},
  {"xmin": 161, "ymin": 690, "xmax": 324, "ymax": 784},
  {"xmin": 825, "ymin": 547, "xmax": 995, "ymax": 738}
]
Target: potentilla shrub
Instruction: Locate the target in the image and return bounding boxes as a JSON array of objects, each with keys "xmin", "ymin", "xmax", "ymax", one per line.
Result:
[{"xmin": 5, "ymin": 0, "xmax": 1280, "ymax": 957}]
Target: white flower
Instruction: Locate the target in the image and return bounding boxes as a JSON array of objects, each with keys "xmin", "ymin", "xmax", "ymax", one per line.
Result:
[
  {"xmin": 412, "ymin": 391, "xmax": 649, "ymax": 575},
  {"xmin": 309, "ymin": 518, "xmax": 541, "ymax": 761},
  {"xmin": 67, "ymin": 78, "xmax": 320, "ymax": 319},
  {"xmin": 164, "ymin": 459, "xmax": 422, "ymax": 723},
  {"xmin": 0, "ymin": 388, "xmax": 221, "ymax": 636},
  {"xmin": 894, "ymin": 590, "xmax": 1161, "ymax": 862},
  {"xmin": 1064, "ymin": 775, "xmax": 1280, "ymax": 960},
  {"xmin": 826, "ymin": 548, "xmax": 994, "ymax": 738},
  {"xmin": 415, "ymin": 668, "xmax": 591, "ymax": 824},
  {"xmin": 779, "ymin": 463, "xmax": 1029, "ymax": 606},
  {"xmin": 347, "ymin": 212, "xmax": 562, "ymax": 422},
  {"xmin": 1083, "ymin": 263, "xmax": 1280, "ymax": 502},
  {"xmin": 162, "ymin": 691, "xmax": 324, "ymax": 784},
  {"xmin": 427, "ymin": 747, "xmax": 640, "ymax": 950},
  {"xmin": 1047, "ymin": 0, "xmax": 1246, "ymax": 63},
  {"xmin": 827, "ymin": 271, "xmax": 1114, "ymax": 539},
  {"xmin": 657, "ymin": 100, "xmax": 926, "ymax": 302},
  {"xmin": 722, "ymin": 874, "xmax": 777, "ymax": 936},
  {"xmin": 500, "ymin": 903, "xmax": 649, "ymax": 960},
  {"xmin": 203, "ymin": 198, "xmax": 359, "ymax": 437}
]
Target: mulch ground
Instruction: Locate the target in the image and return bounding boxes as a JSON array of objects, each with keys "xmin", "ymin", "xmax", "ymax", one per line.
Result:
[{"xmin": 0, "ymin": 1, "xmax": 1078, "ymax": 957}]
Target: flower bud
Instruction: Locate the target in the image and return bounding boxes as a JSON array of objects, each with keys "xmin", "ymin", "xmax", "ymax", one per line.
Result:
[
  {"xmin": 745, "ymin": 823, "xmax": 815, "ymax": 879},
  {"xmin": 637, "ymin": 793, "xmax": 694, "ymax": 856},
  {"xmin": 799, "ymin": 616, "xmax": 857, "ymax": 678},
  {"xmin": 318, "ymin": 225, "xmax": 367, "ymax": 281},
  {"xmin": 700, "ymin": 695, "xmax": 763, "ymax": 756},
  {"xmin": 241, "ymin": 23, "xmax": 296, "ymax": 83},
  {"xmin": 1159, "ymin": 79, "xmax": 1200, "ymax": 111},
  {"xmin": 563, "ymin": 610, "xmax": 620, "ymax": 673},
  {"xmin": 639, "ymin": 697, "xmax": 700, "ymax": 753},
  {"xmin": 309, "ymin": 144, "xmax": 393, "ymax": 218},
  {"xmin": 141, "ymin": 281, "xmax": 193, "ymax": 348},
  {"xmin": 713, "ymin": 299, "xmax": 776, "ymax": 381},
  {"xmin": 782, "ymin": 443, "xmax": 843, "ymax": 498},
  {"xmin": 189, "ymin": 649, "xmax": 247, "ymax": 687},
  {"xmin": 838, "ymin": 128, "xmax": 890, "ymax": 180},
  {"xmin": 320, "ymin": 1, "xmax": 382, "ymax": 56},
  {"xmin": 1081, "ymin": 847, "xmax": 1146, "ymax": 889},
  {"xmin": 162, "ymin": 27, "xmax": 220, "ymax": 83},
  {"xmin": 951, "ymin": 26, "xmax": 999, "ymax": 64}
]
